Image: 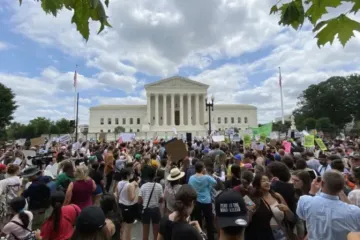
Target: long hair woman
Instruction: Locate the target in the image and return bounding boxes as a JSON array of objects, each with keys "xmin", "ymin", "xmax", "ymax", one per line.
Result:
[
  {"xmin": 116, "ymin": 168, "xmax": 139, "ymax": 240},
  {"xmin": 40, "ymin": 191, "xmax": 80, "ymax": 240},
  {"xmin": 64, "ymin": 165, "xmax": 96, "ymax": 209},
  {"xmin": 1, "ymin": 197, "xmax": 34, "ymax": 240},
  {"xmin": 245, "ymin": 173, "xmax": 295, "ymax": 240},
  {"xmin": 100, "ymin": 193, "xmax": 122, "ymax": 240},
  {"xmin": 158, "ymin": 184, "xmax": 205, "ymax": 240}
]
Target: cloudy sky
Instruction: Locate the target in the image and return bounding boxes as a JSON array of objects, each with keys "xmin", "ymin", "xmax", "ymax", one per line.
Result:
[{"xmin": 0, "ymin": 0, "xmax": 359, "ymax": 125}]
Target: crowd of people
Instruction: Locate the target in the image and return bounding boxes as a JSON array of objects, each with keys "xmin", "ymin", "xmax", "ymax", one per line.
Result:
[{"xmin": 0, "ymin": 136, "xmax": 360, "ymax": 240}]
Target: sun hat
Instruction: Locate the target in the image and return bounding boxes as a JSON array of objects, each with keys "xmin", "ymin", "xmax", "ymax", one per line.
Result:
[
  {"xmin": 22, "ymin": 166, "xmax": 41, "ymax": 178},
  {"xmin": 76, "ymin": 206, "xmax": 106, "ymax": 233},
  {"xmin": 167, "ymin": 167, "xmax": 185, "ymax": 181},
  {"xmin": 215, "ymin": 190, "xmax": 248, "ymax": 228}
]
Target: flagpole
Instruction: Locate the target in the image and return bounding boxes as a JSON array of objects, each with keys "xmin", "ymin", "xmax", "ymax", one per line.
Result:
[
  {"xmin": 279, "ymin": 67, "xmax": 285, "ymax": 124},
  {"xmin": 73, "ymin": 65, "xmax": 78, "ymax": 136}
]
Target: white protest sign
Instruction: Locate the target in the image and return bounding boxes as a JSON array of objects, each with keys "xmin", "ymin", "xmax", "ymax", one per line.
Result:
[
  {"xmin": 15, "ymin": 139, "xmax": 26, "ymax": 146},
  {"xmin": 58, "ymin": 134, "xmax": 72, "ymax": 143},
  {"xmin": 212, "ymin": 135, "xmax": 225, "ymax": 142},
  {"xmin": 232, "ymin": 134, "xmax": 241, "ymax": 142},
  {"xmin": 172, "ymin": 128, "xmax": 177, "ymax": 135},
  {"xmin": 120, "ymin": 133, "xmax": 136, "ymax": 142}
]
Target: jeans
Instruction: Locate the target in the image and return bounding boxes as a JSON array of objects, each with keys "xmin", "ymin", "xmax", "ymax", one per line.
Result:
[{"xmin": 192, "ymin": 201, "xmax": 214, "ymax": 240}]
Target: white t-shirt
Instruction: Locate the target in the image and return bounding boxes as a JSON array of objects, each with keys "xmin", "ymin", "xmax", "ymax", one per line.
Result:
[
  {"xmin": 2, "ymin": 211, "xmax": 33, "ymax": 240},
  {"xmin": 139, "ymin": 182, "xmax": 163, "ymax": 209},
  {"xmin": 0, "ymin": 176, "xmax": 21, "ymax": 202}
]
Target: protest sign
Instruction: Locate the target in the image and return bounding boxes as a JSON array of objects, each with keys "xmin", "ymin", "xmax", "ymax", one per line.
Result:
[
  {"xmin": 30, "ymin": 136, "xmax": 45, "ymax": 147},
  {"xmin": 212, "ymin": 135, "xmax": 225, "ymax": 142},
  {"xmin": 252, "ymin": 123, "xmax": 272, "ymax": 137},
  {"xmin": 120, "ymin": 133, "xmax": 136, "ymax": 142},
  {"xmin": 315, "ymin": 138, "xmax": 327, "ymax": 151},
  {"xmin": 304, "ymin": 135, "xmax": 315, "ymax": 147},
  {"xmin": 165, "ymin": 138, "xmax": 187, "ymax": 162},
  {"xmin": 243, "ymin": 134, "xmax": 251, "ymax": 147}
]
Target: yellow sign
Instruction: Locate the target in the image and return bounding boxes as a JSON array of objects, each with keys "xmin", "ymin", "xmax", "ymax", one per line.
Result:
[
  {"xmin": 315, "ymin": 138, "xmax": 327, "ymax": 151},
  {"xmin": 304, "ymin": 135, "xmax": 315, "ymax": 147}
]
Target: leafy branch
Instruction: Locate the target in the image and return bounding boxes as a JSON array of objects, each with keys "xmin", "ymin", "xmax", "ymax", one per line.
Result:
[
  {"xmin": 270, "ymin": 0, "xmax": 360, "ymax": 47},
  {"xmin": 19, "ymin": 0, "xmax": 112, "ymax": 41}
]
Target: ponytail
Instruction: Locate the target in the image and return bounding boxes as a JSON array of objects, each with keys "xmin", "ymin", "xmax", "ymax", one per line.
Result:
[
  {"xmin": 18, "ymin": 211, "xmax": 30, "ymax": 228},
  {"xmin": 174, "ymin": 200, "xmax": 187, "ymax": 222},
  {"xmin": 52, "ymin": 202, "xmax": 62, "ymax": 232}
]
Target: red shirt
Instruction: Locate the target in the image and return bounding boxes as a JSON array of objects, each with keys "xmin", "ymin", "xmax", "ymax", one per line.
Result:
[{"xmin": 41, "ymin": 204, "xmax": 80, "ymax": 240}]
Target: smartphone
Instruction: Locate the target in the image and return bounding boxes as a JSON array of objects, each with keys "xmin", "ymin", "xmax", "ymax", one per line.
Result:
[
  {"xmin": 316, "ymin": 176, "xmax": 322, "ymax": 183},
  {"xmin": 243, "ymin": 195, "xmax": 255, "ymax": 206}
]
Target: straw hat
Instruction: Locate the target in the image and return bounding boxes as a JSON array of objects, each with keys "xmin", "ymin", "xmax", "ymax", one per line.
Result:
[{"xmin": 167, "ymin": 167, "xmax": 185, "ymax": 181}]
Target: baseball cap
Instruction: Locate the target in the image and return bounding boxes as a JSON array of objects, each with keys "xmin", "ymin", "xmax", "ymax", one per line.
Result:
[
  {"xmin": 0, "ymin": 164, "xmax": 6, "ymax": 171},
  {"xmin": 215, "ymin": 190, "xmax": 248, "ymax": 228},
  {"xmin": 233, "ymin": 154, "xmax": 242, "ymax": 161},
  {"xmin": 76, "ymin": 206, "xmax": 106, "ymax": 233},
  {"xmin": 135, "ymin": 153, "xmax": 142, "ymax": 160}
]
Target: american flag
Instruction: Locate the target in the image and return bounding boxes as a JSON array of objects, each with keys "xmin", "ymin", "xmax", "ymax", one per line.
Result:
[{"xmin": 74, "ymin": 70, "xmax": 77, "ymax": 88}]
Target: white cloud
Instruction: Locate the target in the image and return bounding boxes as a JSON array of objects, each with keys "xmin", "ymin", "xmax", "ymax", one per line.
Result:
[
  {"xmin": 0, "ymin": 41, "xmax": 8, "ymax": 50},
  {"xmin": 2, "ymin": 0, "xmax": 360, "ymax": 125}
]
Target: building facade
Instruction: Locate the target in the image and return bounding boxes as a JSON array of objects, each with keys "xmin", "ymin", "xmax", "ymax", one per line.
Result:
[{"xmin": 89, "ymin": 76, "xmax": 257, "ymax": 140}]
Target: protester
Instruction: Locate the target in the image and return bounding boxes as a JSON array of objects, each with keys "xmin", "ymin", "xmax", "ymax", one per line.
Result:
[
  {"xmin": 40, "ymin": 191, "xmax": 80, "ymax": 240},
  {"xmin": 297, "ymin": 170, "xmax": 360, "ymax": 239},
  {"xmin": 1, "ymin": 197, "xmax": 34, "ymax": 240}
]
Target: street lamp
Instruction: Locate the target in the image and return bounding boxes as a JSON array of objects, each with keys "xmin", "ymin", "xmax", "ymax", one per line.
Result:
[{"xmin": 205, "ymin": 95, "xmax": 215, "ymax": 136}]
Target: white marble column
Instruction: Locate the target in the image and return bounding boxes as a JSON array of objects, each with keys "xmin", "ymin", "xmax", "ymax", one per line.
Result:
[
  {"xmin": 147, "ymin": 94, "xmax": 151, "ymax": 125},
  {"xmin": 163, "ymin": 94, "xmax": 167, "ymax": 126},
  {"xmin": 195, "ymin": 93, "xmax": 200, "ymax": 125},
  {"xmin": 187, "ymin": 93, "xmax": 192, "ymax": 125},
  {"xmin": 179, "ymin": 94, "xmax": 184, "ymax": 126},
  {"xmin": 171, "ymin": 94, "xmax": 175, "ymax": 125},
  {"xmin": 155, "ymin": 93, "xmax": 159, "ymax": 126}
]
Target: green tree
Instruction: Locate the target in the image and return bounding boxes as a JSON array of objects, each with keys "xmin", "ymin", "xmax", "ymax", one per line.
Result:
[
  {"xmin": 114, "ymin": 126, "xmax": 125, "ymax": 134},
  {"xmin": 316, "ymin": 117, "xmax": 333, "ymax": 131},
  {"xmin": 270, "ymin": 0, "xmax": 360, "ymax": 47},
  {"xmin": 49, "ymin": 122, "xmax": 60, "ymax": 135},
  {"xmin": 29, "ymin": 117, "xmax": 52, "ymax": 136},
  {"xmin": 293, "ymin": 75, "xmax": 355, "ymax": 129},
  {"xmin": 272, "ymin": 121, "xmax": 291, "ymax": 132},
  {"xmin": 19, "ymin": 0, "xmax": 111, "ymax": 41},
  {"xmin": 55, "ymin": 118, "xmax": 71, "ymax": 133},
  {"xmin": 303, "ymin": 117, "xmax": 317, "ymax": 130},
  {"xmin": 0, "ymin": 83, "xmax": 17, "ymax": 132}
]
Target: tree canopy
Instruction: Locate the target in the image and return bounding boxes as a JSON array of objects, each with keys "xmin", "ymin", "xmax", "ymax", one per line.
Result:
[
  {"xmin": 0, "ymin": 83, "xmax": 17, "ymax": 134},
  {"xmin": 20, "ymin": 0, "xmax": 112, "ymax": 41},
  {"xmin": 293, "ymin": 74, "xmax": 360, "ymax": 131},
  {"xmin": 6, "ymin": 117, "xmax": 74, "ymax": 140},
  {"xmin": 270, "ymin": 0, "xmax": 360, "ymax": 47}
]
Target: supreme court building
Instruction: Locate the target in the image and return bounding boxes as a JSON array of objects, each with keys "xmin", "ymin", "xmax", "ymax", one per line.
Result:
[{"xmin": 89, "ymin": 76, "xmax": 257, "ymax": 139}]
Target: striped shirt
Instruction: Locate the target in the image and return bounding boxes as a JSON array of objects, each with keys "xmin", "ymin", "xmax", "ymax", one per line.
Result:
[{"xmin": 139, "ymin": 182, "xmax": 163, "ymax": 209}]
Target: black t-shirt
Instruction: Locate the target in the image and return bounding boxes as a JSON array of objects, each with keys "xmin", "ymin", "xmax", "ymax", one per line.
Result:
[{"xmin": 159, "ymin": 216, "xmax": 202, "ymax": 240}]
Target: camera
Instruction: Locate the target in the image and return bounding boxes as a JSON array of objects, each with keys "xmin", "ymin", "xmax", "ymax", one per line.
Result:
[{"xmin": 28, "ymin": 150, "xmax": 56, "ymax": 168}]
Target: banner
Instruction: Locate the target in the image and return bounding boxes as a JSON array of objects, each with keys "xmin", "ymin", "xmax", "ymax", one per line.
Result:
[
  {"xmin": 120, "ymin": 133, "xmax": 136, "ymax": 142},
  {"xmin": 315, "ymin": 138, "xmax": 327, "ymax": 151},
  {"xmin": 252, "ymin": 123, "xmax": 272, "ymax": 137},
  {"xmin": 58, "ymin": 134, "xmax": 72, "ymax": 143},
  {"xmin": 304, "ymin": 135, "xmax": 315, "ymax": 147}
]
